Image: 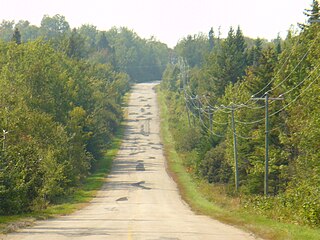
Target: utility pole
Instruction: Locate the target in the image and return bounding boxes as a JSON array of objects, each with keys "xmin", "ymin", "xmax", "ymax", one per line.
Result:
[
  {"xmin": 197, "ymin": 96, "xmax": 202, "ymax": 121},
  {"xmin": 208, "ymin": 107, "xmax": 213, "ymax": 133},
  {"xmin": 2, "ymin": 107, "xmax": 9, "ymax": 152},
  {"xmin": 180, "ymin": 59, "xmax": 191, "ymax": 127},
  {"xmin": 2, "ymin": 129, "xmax": 8, "ymax": 151},
  {"xmin": 251, "ymin": 92, "xmax": 283, "ymax": 195},
  {"xmin": 230, "ymin": 105, "xmax": 239, "ymax": 192},
  {"xmin": 185, "ymin": 98, "xmax": 191, "ymax": 127}
]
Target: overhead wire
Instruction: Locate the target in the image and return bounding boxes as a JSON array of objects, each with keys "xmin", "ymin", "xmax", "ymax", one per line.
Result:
[
  {"xmin": 227, "ymin": 31, "xmax": 314, "ymax": 110},
  {"xmin": 186, "ymin": 96, "xmax": 226, "ymax": 138},
  {"xmin": 217, "ymin": 31, "xmax": 320, "ymax": 124},
  {"xmin": 278, "ymin": 61, "xmax": 320, "ymax": 97},
  {"xmin": 269, "ymin": 32, "xmax": 320, "ymax": 94},
  {"xmin": 269, "ymin": 70, "xmax": 320, "ymax": 117},
  {"xmin": 249, "ymin": 32, "xmax": 304, "ymax": 99},
  {"xmin": 180, "ymin": 32, "xmax": 320, "ymax": 138}
]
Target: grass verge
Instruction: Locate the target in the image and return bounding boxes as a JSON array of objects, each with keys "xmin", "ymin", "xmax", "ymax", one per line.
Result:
[
  {"xmin": 157, "ymin": 88, "xmax": 320, "ymax": 240},
  {"xmin": 0, "ymin": 94, "xmax": 129, "ymax": 234}
]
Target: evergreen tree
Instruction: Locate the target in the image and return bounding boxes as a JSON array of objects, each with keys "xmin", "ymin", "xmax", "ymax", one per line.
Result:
[
  {"xmin": 274, "ymin": 34, "xmax": 282, "ymax": 54},
  {"xmin": 247, "ymin": 38, "xmax": 263, "ymax": 66},
  {"xmin": 234, "ymin": 26, "xmax": 247, "ymax": 76},
  {"xmin": 209, "ymin": 27, "xmax": 214, "ymax": 50},
  {"xmin": 11, "ymin": 28, "xmax": 21, "ymax": 44},
  {"xmin": 306, "ymin": 0, "xmax": 320, "ymax": 23},
  {"xmin": 66, "ymin": 28, "xmax": 86, "ymax": 59},
  {"xmin": 97, "ymin": 32, "xmax": 109, "ymax": 50},
  {"xmin": 299, "ymin": 0, "xmax": 320, "ymax": 29}
]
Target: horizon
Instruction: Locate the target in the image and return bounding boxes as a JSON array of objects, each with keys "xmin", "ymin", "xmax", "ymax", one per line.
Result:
[{"xmin": 0, "ymin": 0, "xmax": 311, "ymax": 48}]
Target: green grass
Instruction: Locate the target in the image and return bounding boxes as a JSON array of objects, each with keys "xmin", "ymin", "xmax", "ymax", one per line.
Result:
[
  {"xmin": 0, "ymin": 94, "xmax": 129, "ymax": 234},
  {"xmin": 157, "ymin": 88, "xmax": 320, "ymax": 240}
]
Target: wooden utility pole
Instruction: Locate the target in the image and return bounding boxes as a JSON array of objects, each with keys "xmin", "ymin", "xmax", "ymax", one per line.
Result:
[
  {"xmin": 231, "ymin": 105, "xmax": 239, "ymax": 192},
  {"xmin": 181, "ymin": 58, "xmax": 191, "ymax": 127},
  {"xmin": 251, "ymin": 93, "xmax": 283, "ymax": 195},
  {"xmin": 208, "ymin": 107, "xmax": 213, "ymax": 133}
]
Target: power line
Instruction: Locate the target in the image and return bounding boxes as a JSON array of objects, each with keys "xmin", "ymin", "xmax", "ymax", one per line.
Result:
[
  {"xmin": 278, "ymin": 62, "xmax": 320, "ymax": 97},
  {"xmin": 250, "ymin": 32, "xmax": 304, "ymax": 99},
  {"xmin": 270, "ymin": 71, "xmax": 320, "ymax": 117}
]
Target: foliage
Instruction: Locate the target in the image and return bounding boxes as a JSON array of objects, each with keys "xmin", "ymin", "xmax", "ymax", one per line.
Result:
[
  {"xmin": 0, "ymin": 13, "xmax": 170, "ymax": 215},
  {"xmin": 0, "ymin": 39, "xmax": 129, "ymax": 214},
  {"xmin": 161, "ymin": 1, "xmax": 320, "ymax": 228},
  {"xmin": 174, "ymin": 33, "xmax": 210, "ymax": 67},
  {"xmin": 0, "ymin": 15, "xmax": 170, "ymax": 83}
]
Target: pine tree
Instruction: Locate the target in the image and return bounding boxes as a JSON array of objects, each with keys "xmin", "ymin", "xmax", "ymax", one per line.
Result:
[
  {"xmin": 253, "ymin": 38, "xmax": 263, "ymax": 66},
  {"xmin": 234, "ymin": 26, "xmax": 246, "ymax": 76},
  {"xmin": 274, "ymin": 34, "xmax": 282, "ymax": 54},
  {"xmin": 66, "ymin": 28, "xmax": 86, "ymax": 59},
  {"xmin": 235, "ymin": 26, "xmax": 246, "ymax": 53},
  {"xmin": 306, "ymin": 0, "xmax": 320, "ymax": 23},
  {"xmin": 97, "ymin": 32, "xmax": 109, "ymax": 50},
  {"xmin": 209, "ymin": 27, "xmax": 214, "ymax": 50},
  {"xmin": 11, "ymin": 27, "xmax": 21, "ymax": 44},
  {"xmin": 299, "ymin": 0, "xmax": 320, "ymax": 29}
]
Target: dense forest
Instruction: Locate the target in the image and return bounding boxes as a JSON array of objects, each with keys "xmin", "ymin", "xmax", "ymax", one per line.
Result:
[
  {"xmin": 0, "ymin": 15, "xmax": 169, "ymax": 214},
  {"xmin": 161, "ymin": 0, "xmax": 320, "ymax": 227}
]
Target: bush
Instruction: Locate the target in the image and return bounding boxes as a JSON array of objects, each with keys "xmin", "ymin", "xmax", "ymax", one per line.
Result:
[
  {"xmin": 174, "ymin": 126, "xmax": 201, "ymax": 152},
  {"xmin": 200, "ymin": 143, "xmax": 232, "ymax": 184}
]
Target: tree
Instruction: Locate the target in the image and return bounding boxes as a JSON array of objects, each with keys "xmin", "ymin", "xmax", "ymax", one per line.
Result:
[
  {"xmin": 209, "ymin": 27, "xmax": 214, "ymax": 50},
  {"xmin": 11, "ymin": 28, "xmax": 21, "ymax": 44},
  {"xmin": 305, "ymin": 0, "xmax": 320, "ymax": 23},
  {"xmin": 174, "ymin": 33, "xmax": 210, "ymax": 67},
  {"xmin": 299, "ymin": 0, "xmax": 320, "ymax": 29},
  {"xmin": 15, "ymin": 20, "xmax": 39, "ymax": 42},
  {"xmin": 78, "ymin": 24, "xmax": 98, "ymax": 51},
  {"xmin": 40, "ymin": 14, "xmax": 70, "ymax": 39},
  {"xmin": 0, "ymin": 20, "xmax": 14, "ymax": 41},
  {"xmin": 204, "ymin": 26, "xmax": 248, "ymax": 97},
  {"xmin": 65, "ymin": 28, "xmax": 87, "ymax": 59},
  {"xmin": 97, "ymin": 32, "xmax": 109, "ymax": 50},
  {"xmin": 246, "ymin": 38, "xmax": 263, "ymax": 67}
]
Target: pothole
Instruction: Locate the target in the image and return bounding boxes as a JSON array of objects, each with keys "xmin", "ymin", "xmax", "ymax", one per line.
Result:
[
  {"xmin": 151, "ymin": 147, "xmax": 161, "ymax": 150},
  {"xmin": 131, "ymin": 181, "xmax": 151, "ymax": 190},
  {"xmin": 136, "ymin": 162, "xmax": 145, "ymax": 171},
  {"xmin": 130, "ymin": 150, "xmax": 145, "ymax": 156},
  {"xmin": 116, "ymin": 197, "xmax": 128, "ymax": 202}
]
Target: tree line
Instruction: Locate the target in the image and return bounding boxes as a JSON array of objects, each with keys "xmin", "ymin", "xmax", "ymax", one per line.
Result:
[
  {"xmin": 0, "ymin": 14, "xmax": 170, "ymax": 82},
  {"xmin": 161, "ymin": 0, "xmax": 320, "ymax": 228}
]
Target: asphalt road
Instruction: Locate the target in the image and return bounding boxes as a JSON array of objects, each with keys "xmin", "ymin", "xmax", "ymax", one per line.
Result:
[{"xmin": 1, "ymin": 82, "xmax": 259, "ymax": 240}]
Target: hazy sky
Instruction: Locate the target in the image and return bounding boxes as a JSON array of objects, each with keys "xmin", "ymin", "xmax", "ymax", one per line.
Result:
[{"xmin": 0, "ymin": 0, "xmax": 311, "ymax": 47}]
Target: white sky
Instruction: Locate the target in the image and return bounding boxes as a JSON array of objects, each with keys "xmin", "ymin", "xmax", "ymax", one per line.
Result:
[{"xmin": 0, "ymin": 0, "xmax": 311, "ymax": 47}]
